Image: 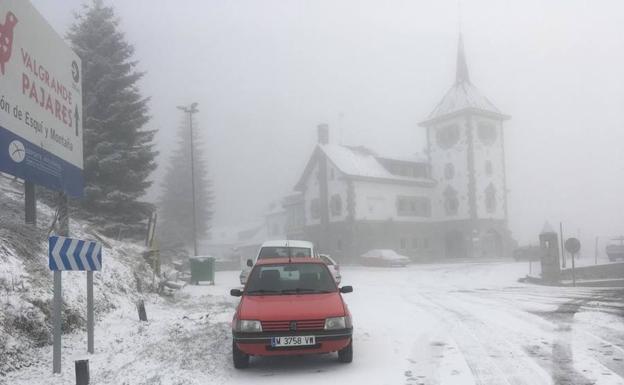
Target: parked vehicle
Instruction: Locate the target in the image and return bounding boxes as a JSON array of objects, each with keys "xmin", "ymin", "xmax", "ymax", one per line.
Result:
[
  {"xmin": 230, "ymin": 258, "xmax": 354, "ymax": 368},
  {"xmin": 239, "ymin": 240, "xmax": 317, "ymax": 285},
  {"xmin": 359, "ymin": 249, "xmax": 409, "ymax": 267},
  {"xmin": 319, "ymin": 253, "xmax": 341, "ymax": 284},
  {"xmin": 606, "ymin": 237, "xmax": 624, "ymax": 262},
  {"xmin": 512, "ymin": 245, "xmax": 541, "ymax": 261}
]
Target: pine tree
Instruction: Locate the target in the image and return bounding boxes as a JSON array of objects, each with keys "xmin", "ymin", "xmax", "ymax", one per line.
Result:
[
  {"xmin": 68, "ymin": 0, "xmax": 157, "ymax": 238},
  {"xmin": 158, "ymin": 115, "xmax": 214, "ymax": 256}
]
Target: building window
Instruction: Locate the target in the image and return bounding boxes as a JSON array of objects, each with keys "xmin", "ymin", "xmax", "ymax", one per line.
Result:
[
  {"xmin": 485, "ymin": 160, "xmax": 493, "ymax": 176},
  {"xmin": 310, "ymin": 198, "xmax": 320, "ymax": 219},
  {"xmin": 444, "ymin": 186, "xmax": 459, "ymax": 216},
  {"xmin": 485, "ymin": 184, "xmax": 497, "ymax": 213},
  {"xmin": 337, "ymin": 239, "xmax": 342, "ymax": 251},
  {"xmin": 400, "ymin": 238, "xmax": 407, "ymax": 250},
  {"xmin": 423, "ymin": 237, "xmax": 430, "ymax": 249},
  {"xmin": 478, "ymin": 122, "xmax": 497, "ymax": 145},
  {"xmin": 330, "ymin": 194, "xmax": 342, "ymax": 217},
  {"xmin": 412, "ymin": 238, "xmax": 419, "ymax": 249},
  {"xmin": 444, "ymin": 163, "xmax": 455, "ymax": 180},
  {"xmin": 436, "ymin": 124, "xmax": 460, "ymax": 149},
  {"xmin": 396, "ymin": 196, "xmax": 431, "ymax": 217}
]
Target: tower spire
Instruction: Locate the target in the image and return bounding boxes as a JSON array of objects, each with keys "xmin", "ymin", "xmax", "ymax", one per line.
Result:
[{"xmin": 456, "ymin": 34, "xmax": 470, "ymax": 84}]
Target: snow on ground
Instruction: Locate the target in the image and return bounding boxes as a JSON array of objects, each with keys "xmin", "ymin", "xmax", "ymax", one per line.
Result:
[
  {"xmin": 0, "ymin": 176, "xmax": 153, "ymax": 376},
  {"xmin": 6, "ymin": 261, "xmax": 624, "ymax": 385}
]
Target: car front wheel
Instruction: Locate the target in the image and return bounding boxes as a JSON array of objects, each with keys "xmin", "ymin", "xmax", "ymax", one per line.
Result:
[
  {"xmin": 232, "ymin": 340, "xmax": 250, "ymax": 369},
  {"xmin": 338, "ymin": 340, "xmax": 353, "ymax": 363}
]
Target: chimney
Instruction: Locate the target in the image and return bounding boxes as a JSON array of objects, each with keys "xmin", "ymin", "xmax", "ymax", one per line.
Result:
[{"xmin": 317, "ymin": 123, "xmax": 329, "ymax": 145}]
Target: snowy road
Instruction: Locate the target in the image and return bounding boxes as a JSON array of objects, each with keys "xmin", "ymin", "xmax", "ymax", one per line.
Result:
[{"xmin": 7, "ymin": 261, "xmax": 624, "ymax": 385}]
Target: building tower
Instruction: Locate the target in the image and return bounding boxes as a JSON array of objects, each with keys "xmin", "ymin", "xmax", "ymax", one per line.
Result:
[{"xmin": 420, "ymin": 35, "xmax": 513, "ymax": 258}]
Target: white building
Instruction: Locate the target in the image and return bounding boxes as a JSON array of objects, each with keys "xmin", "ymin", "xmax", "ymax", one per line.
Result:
[{"xmin": 284, "ymin": 36, "xmax": 514, "ymax": 262}]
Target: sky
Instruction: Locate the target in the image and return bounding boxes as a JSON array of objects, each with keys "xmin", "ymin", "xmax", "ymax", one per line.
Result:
[{"xmin": 30, "ymin": 0, "xmax": 624, "ymax": 247}]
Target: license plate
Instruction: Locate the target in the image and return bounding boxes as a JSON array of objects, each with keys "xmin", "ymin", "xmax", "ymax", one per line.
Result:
[{"xmin": 271, "ymin": 336, "xmax": 316, "ymax": 347}]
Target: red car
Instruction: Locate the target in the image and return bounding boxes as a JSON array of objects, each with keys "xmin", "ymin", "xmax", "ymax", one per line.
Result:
[{"xmin": 230, "ymin": 258, "xmax": 354, "ymax": 368}]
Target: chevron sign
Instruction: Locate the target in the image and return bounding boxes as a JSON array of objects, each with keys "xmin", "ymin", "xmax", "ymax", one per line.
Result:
[{"xmin": 48, "ymin": 236, "xmax": 102, "ymax": 271}]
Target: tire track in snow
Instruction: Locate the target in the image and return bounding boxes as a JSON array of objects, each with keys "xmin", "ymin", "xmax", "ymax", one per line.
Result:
[
  {"xmin": 401, "ymin": 290, "xmax": 513, "ymax": 385},
  {"xmin": 403, "ymin": 289, "xmax": 553, "ymax": 385}
]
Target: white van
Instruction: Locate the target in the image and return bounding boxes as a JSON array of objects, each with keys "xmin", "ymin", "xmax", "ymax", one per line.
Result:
[{"xmin": 239, "ymin": 240, "xmax": 316, "ymax": 284}]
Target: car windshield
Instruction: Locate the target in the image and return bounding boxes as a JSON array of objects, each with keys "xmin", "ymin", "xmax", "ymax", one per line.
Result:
[
  {"xmin": 246, "ymin": 263, "xmax": 336, "ymax": 294},
  {"xmin": 257, "ymin": 246, "xmax": 312, "ymax": 259}
]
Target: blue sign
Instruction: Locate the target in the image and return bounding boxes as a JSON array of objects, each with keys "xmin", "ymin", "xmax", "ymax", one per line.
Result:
[
  {"xmin": 49, "ymin": 235, "xmax": 102, "ymax": 271},
  {"xmin": 1, "ymin": 126, "xmax": 83, "ymax": 197},
  {"xmin": 0, "ymin": 1, "xmax": 84, "ymax": 198}
]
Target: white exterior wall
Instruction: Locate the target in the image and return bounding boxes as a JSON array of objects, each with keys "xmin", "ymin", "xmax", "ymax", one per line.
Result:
[
  {"xmin": 326, "ymin": 162, "xmax": 349, "ymax": 223},
  {"xmin": 353, "ymin": 180, "xmax": 433, "ymax": 222},
  {"xmin": 427, "ymin": 116, "xmax": 471, "ymax": 220},
  {"xmin": 472, "ymin": 117, "xmax": 506, "ymax": 220},
  {"xmin": 266, "ymin": 211, "xmax": 287, "ymax": 239},
  {"xmin": 302, "ymin": 162, "xmax": 320, "ymax": 226},
  {"xmin": 302, "ymin": 158, "xmax": 349, "ymax": 226}
]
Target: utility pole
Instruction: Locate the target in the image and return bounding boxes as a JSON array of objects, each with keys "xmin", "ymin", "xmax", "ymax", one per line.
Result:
[
  {"xmin": 560, "ymin": 222, "xmax": 566, "ymax": 268},
  {"xmin": 177, "ymin": 103, "xmax": 199, "ymax": 257}
]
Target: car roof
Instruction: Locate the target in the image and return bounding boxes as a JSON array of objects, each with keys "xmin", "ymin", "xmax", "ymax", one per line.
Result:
[
  {"xmin": 260, "ymin": 240, "xmax": 314, "ymax": 248},
  {"xmin": 255, "ymin": 257, "xmax": 324, "ymax": 266}
]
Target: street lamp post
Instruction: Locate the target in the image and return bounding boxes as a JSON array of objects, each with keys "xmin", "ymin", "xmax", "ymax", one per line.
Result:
[{"xmin": 177, "ymin": 103, "xmax": 199, "ymax": 257}]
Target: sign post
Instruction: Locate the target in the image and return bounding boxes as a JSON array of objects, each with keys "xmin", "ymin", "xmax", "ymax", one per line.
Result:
[
  {"xmin": 52, "ymin": 269, "xmax": 62, "ymax": 373},
  {"xmin": 564, "ymin": 237, "xmax": 581, "ymax": 287},
  {"xmin": 0, "ymin": 0, "xmax": 86, "ymax": 374},
  {"xmin": 49, "ymin": 235, "xmax": 102, "ymax": 372},
  {"xmin": 87, "ymin": 270, "xmax": 94, "ymax": 353}
]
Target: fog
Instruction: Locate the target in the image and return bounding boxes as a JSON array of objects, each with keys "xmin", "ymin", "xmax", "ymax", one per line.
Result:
[{"xmin": 32, "ymin": 0, "xmax": 624, "ymax": 246}]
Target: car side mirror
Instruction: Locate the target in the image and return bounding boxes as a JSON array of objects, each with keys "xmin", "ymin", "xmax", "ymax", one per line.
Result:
[
  {"xmin": 339, "ymin": 286, "xmax": 353, "ymax": 294},
  {"xmin": 230, "ymin": 289, "xmax": 243, "ymax": 297},
  {"xmin": 246, "ymin": 259, "xmax": 253, "ymax": 267}
]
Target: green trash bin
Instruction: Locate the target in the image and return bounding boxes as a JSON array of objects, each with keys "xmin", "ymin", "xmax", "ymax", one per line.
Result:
[{"xmin": 189, "ymin": 256, "xmax": 215, "ymax": 285}]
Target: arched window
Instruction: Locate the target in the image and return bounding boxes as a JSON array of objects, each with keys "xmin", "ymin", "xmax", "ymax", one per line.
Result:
[
  {"xmin": 485, "ymin": 160, "xmax": 493, "ymax": 176},
  {"xmin": 478, "ymin": 122, "xmax": 497, "ymax": 145},
  {"xmin": 330, "ymin": 194, "xmax": 342, "ymax": 217},
  {"xmin": 310, "ymin": 198, "xmax": 320, "ymax": 219},
  {"xmin": 444, "ymin": 163, "xmax": 455, "ymax": 180},
  {"xmin": 485, "ymin": 184, "xmax": 497, "ymax": 213},
  {"xmin": 444, "ymin": 186, "xmax": 459, "ymax": 216},
  {"xmin": 436, "ymin": 125, "xmax": 460, "ymax": 149}
]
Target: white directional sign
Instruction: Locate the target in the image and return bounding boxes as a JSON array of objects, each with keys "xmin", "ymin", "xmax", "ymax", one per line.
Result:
[
  {"xmin": 49, "ymin": 236, "xmax": 102, "ymax": 271},
  {"xmin": 0, "ymin": 0, "xmax": 83, "ymax": 196}
]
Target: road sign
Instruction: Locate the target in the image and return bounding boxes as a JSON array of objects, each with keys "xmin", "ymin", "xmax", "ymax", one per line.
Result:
[
  {"xmin": 49, "ymin": 234, "xmax": 102, "ymax": 372},
  {"xmin": 0, "ymin": 0, "xmax": 83, "ymax": 197},
  {"xmin": 564, "ymin": 237, "xmax": 581, "ymax": 254},
  {"xmin": 48, "ymin": 236, "xmax": 102, "ymax": 271}
]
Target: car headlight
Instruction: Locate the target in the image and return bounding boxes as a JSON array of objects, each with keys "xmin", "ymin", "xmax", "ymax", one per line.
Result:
[
  {"xmin": 324, "ymin": 316, "xmax": 347, "ymax": 330},
  {"xmin": 236, "ymin": 320, "xmax": 262, "ymax": 332}
]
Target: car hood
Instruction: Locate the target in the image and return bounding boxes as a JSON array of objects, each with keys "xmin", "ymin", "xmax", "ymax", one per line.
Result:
[{"xmin": 239, "ymin": 293, "xmax": 345, "ymax": 320}]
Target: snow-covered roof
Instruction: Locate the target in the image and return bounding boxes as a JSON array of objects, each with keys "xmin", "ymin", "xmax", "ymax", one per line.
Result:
[
  {"xmin": 425, "ymin": 81, "xmax": 505, "ymax": 122},
  {"xmin": 321, "ymin": 144, "xmax": 400, "ymax": 180},
  {"xmin": 421, "ymin": 35, "xmax": 509, "ymax": 125},
  {"xmin": 377, "ymin": 153, "xmax": 428, "ymax": 163},
  {"xmin": 295, "ymin": 144, "xmax": 435, "ymax": 189}
]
